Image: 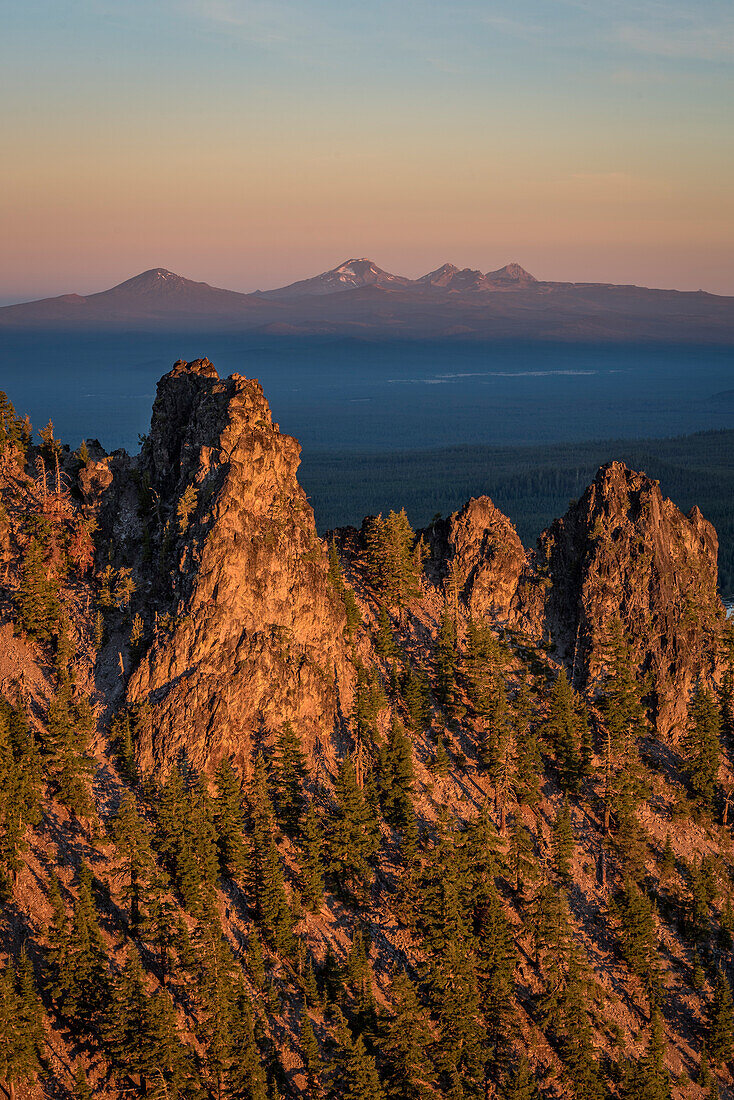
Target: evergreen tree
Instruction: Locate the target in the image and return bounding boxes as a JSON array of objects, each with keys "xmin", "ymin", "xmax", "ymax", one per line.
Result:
[
  {"xmin": 417, "ymin": 822, "xmax": 467, "ymax": 954},
  {"xmin": 684, "ymin": 686, "xmax": 722, "ymax": 812},
  {"xmin": 0, "ymin": 956, "xmax": 43, "ymax": 1099},
  {"xmin": 299, "ymin": 803, "xmax": 325, "ymax": 912},
  {"xmin": 474, "ymin": 876, "xmax": 516, "ymax": 1058},
  {"xmin": 614, "ymin": 878, "xmax": 661, "ymax": 992},
  {"xmin": 46, "ymin": 684, "xmax": 95, "ymax": 818},
  {"xmin": 73, "ymin": 1065, "xmax": 93, "ymax": 1100},
  {"xmin": 110, "ymin": 791, "xmax": 155, "ymax": 929},
  {"xmin": 17, "ymin": 534, "xmax": 60, "ymax": 643},
  {"xmin": 375, "ymin": 605, "xmax": 398, "ymax": 659},
  {"xmin": 382, "ymin": 717, "xmax": 414, "ymax": 827},
  {"xmin": 143, "ymin": 989, "xmax": 194, "ymax": 1099},
  {"xmin": 513, "ymin": 682, "xmax": 541, "ymax": 809},
  {"xmin": 328, "ymin": 754, "xmax": 379, "ymax": 897},
  {"xmin": 301, "ymin": 1011, "xmax": 324, "ymax": 1096},
  {"xmin": 364, "ymin": 510, "xmax": 423, "ymax": 613},
  {"xmin": 436, "ymin": 604, "xmax": 458, "ymax": 708},
  {"xmin": 378, "ymin": 969, "xmax": 435, "ymax": 1100},
  {"xmin": 272, "ymin": 721, "xmax": 307, "ymax": 831},
  {"xmin": 342, "ymin": 1036, "xmax": 385, "ymax": 1100},
  {"xmin": 551, "ymin": 797, "xmax": 575, "ymax": 884},
  {"xmin": 248, "ymin": 753, "xmax": 294, "ymax": 953},
  {"xmin": 0, "ymin": 698, "xmax": 42, "ymax": 896},
  {"xmin": 327, "ymin": 541, "xmax": 361, "ymax": 641},
  {"xmin": 598, "ymin": 618, "xmax": 649, "ymax": 830},
  {"xmin": 105, "ymin": 948, "xmax": 151, "ymax": 1085},
  {"xmin": 50, "ymin": 863, "xmax": 109, "ymax": 1029},
  {"xmin": 541, "ymin": 670, "xmax": 589, "ymax": 795},
  {"xmin": 213, "ymin": 757, "xmax": 248, "ymax": 881},
  {"xmin": 557, "ymin": 959, "xmax": 605, "ymax": 1100},
  {"xmin": 507, "ymin": 821, "xmax": 536, "ymax": 895},
  {"xmin": 227, "ymin": 977, "xmax": 268, "ymax": 1100},
  {"xmin": 428, "ymin": 938, "xmax": 483, "ymax": 1092},
  {"xmin": 500, "ymin": 1057, "xmax": 539, "ymax": 1100},
  {"xmin": 402, "ymin": 664, "xmax": 432, "ymax": 734},
  {"xmin": 620, "ymin": 1009, "xmax": 671, "ymax": 1100},
  {"xmin": 707, "ymin": 967, "xmax": 734, "ymax": 1066}
]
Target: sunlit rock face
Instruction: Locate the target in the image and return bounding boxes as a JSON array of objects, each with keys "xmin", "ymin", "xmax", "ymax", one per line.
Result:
[{"xmin": 120, "ymin": 359, "xmax": 353, "ymax": 775}]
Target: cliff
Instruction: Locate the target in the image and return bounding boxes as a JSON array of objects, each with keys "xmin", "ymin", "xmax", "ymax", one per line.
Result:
[{"xmin": 102, "ymin": 359, "xmax": 354, "ymax": 774}]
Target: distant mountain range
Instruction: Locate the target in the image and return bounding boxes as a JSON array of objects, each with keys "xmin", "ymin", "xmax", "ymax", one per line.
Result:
[{"xmin": 2, "ymin": 258, "xmax": 733, "ymax": 341}]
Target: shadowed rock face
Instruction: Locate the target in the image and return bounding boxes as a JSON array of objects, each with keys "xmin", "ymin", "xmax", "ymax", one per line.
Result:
[
  {"xmin": 425, "ymin": 497, "xmax": 529, "ymax": 622},
  {"xmin": 121, "ymin": 359, "xmax": 352, "ymax": 774}
]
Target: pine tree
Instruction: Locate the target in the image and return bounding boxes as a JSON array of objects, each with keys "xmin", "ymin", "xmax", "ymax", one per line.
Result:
[
  {"xmin": 105, "ymin": 948, "xmax": 150, "ymax": 1085},
  {"xmin": 364, "ymin": 510, "xmax": 423, "ymax": 613},
  {"xmin": 436, "ymin": 604, "xmax": 458, "ymax": 708},
  {"xmin": 193, "ymin": 912, "xmax": 239, "ymax": 1099},
  {"xmin": 111, "ymin": 791, "xmax": 155, "ymax": 929},
  {"xmin": 0, "ymin": 957, "xmax": 43, "ymax": 1100},
  {"xmin": 49, "ymin": 864, "xmax": 109, "ymax": 1030},
  {"xmin": 557, "ymin": 958, "xmax": 605, "ymax": 1100},
  {"xmin": 382, "ymin": 717, "xmax": 414, "ymax": 827},
  {"xmin": 707, "ymin": 967, "xmax": 734, "ymax": 1065},
  {"xmin": 541, "ymin": 670, "xmax": 589, "ymax": 795},
  {"xmin": 417, "ymin": 822, "xmax": 467, "ymax": 954},
  {"xmin": 599, "ymin": 617, "xmax": 649, "ymax": 830},
  {"xmin": 246, "ymin": 754, "xmax": 294, "ymax": 954},
  {"xmin": 0, "ymin": 698, "xmax": 42, "ymax": 896},
  {"xmin": 551, "ymin": 797, "xmax": 575, "ymax": 884},
  {"xmin": 402, "ymin": 664, "xmax": 432, "ymax": 734},
  {"xmin": 620, "ymin": 1008, "xmax": 672, "ymax": 1100},
  {"xmin": 300, "ymin": 1011, "xmax": 324, "ymax": 1095},
  {"xmin": 142, "ymin": 989, "xmax": 193, "ymax": 1099},
  {"xmin": 684, "ymin": 686, "xmax": 722, "ymax": 812},
  {"xmin": 328, "ymin": 754, "xmax": 379, "ymax": 897},
  {"xmin": 375, "ymin": 605, "xmax": 398, "ymax": 659},
  {"xmin": 342, "ymin": 1035, "xmax": 385, "ymax": 1100},
  {"xmin": 17, "ymin": 534, "xmax": 60, "ymax": 643},
  {"xmin": 227, "ymin": 978, "xmax": 268, "ymax": 1100},
  {"xmin": 428, "ymin": 938, "xmax": 483, "ymax": 1091},
  {"xmin": 299, "ymin": 803, "xmax": 325, "ymax": 912},
  {"xmin": 327, "ymin": 540, "xmax": 362, "ymax": 640},
  {"xmin": 614, "ymin": 878, "xmax": 661, "ymax": 991},
  {"xmin": 111, "ymin": 708, "xmax": 138, "ymax": 783},
  {"xmin": 513, "ymin": 682, "xmax": 541, "ymax": 808},
  {"xmin": 508, "ymin": 821, "xmax": 536, "ymax": 895},
  {"xmin": 272, "ymin": 721, "xmax": 307, "ymax": 831},
  {"xmin": 16, "ymin": 949, "xmax": 44, "ymax": 1062},
  {"xmin": 46, "ymin": 684, "xmax": 94, "ymax": 818},
  {"xmin": 213, "ymin": 757, "xmax": 248, "ymax": 881},
  {"xmin": 73, "ymin": 1065, "xmax": 93, "ymax": 1100},
  {"xmin": 475, "ymin": 876, "xmax": 516, "ymax": 1058},
  {"xmin": 500, "ymin": 1056, "xmax": 539, "ymax": 1100},
  {"xmin": 378, "ymin": 969, "xmax": 435, "ymax": 1100}
]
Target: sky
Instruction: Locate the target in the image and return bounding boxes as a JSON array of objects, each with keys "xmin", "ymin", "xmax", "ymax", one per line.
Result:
[{"xmin": 1, "ymin": 0, "xmax": 733, "ymax": 302}]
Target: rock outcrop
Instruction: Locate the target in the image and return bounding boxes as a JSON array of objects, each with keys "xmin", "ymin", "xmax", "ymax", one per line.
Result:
[
  {"xmin": 518, "ymin": 461, "xmax": 724, "ymax": 736},
  {"xmin": 425, "ymin": 497, "xmax": 528, "ymax": 623},
  {"xmin": 426, "ymin": 463, "xmax": 724, "ymax": 737},
  {"xmin": 110, "ymin": 359, "xmax": 352, "ymax": 774}
]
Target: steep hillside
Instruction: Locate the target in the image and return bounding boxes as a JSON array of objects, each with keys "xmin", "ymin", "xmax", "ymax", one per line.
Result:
[{"xmin": 1, "ymin": 364, "xmax": 734, "ymax": 1100}]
